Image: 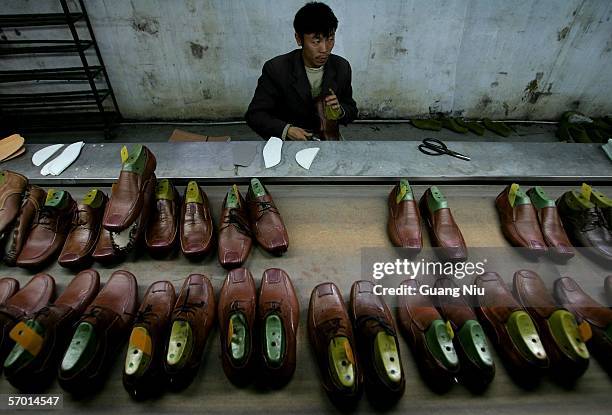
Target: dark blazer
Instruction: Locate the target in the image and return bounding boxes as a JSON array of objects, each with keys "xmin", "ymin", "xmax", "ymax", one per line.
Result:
[{"xmin": 245, "ymin": 49, "xmax": 358, "ymax": 139}]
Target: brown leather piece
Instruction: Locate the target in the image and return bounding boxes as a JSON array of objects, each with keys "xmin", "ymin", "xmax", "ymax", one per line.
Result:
[
  {"xmin": 58, "ymin": 270, "xmax": 138, "ymax": 394},
  {"xmin": 513, "ymin": 270, "xmax": 588, "ymax": 379},
  {"xmin": 0, "ymin": 277, "xmax": 19, "ymax": 305},
  {"xmin": 387, "ymin": 185, "xmax": 422, "ymax": 251},
  {"xmin": 218, "ymin": 268, "xmax": 256, "ymax": 385},
  {"xmin": 0, "ymin": 273, "xmax": 55, "ymax": 368},
  {"xmin": 0, "ymin": 170, "xmax": 28, "ymax": 235},
  {"xmin": 495, "ymin": 186, "xmax": 547, "ymax": 255},
  {"xmin": 103, "ymin": 145, "xmax": 156, "ymax": 232},
  {"xmin": 419, "ymin": 188, "xmax": 467, "ymax": 261},
  {"xmin": 58, "ymin": 193, "xmax": 108, "ymax": 269},
  {"xmin": 17, "ymin": 191, "xmax": 77, "ymax": 269},
  {"xmin": 124, "ymin": 280, "xmax": 176, "ymax": 397},
  {"xmin": 536, "ymin": 205, "xmax": 574, "ymax": 260},
  {"xmin": 308, "ymin": 282, "xmax": 362, "ymax": 402},
  {"xmin": 164, "ymin": 274, "xmax": 215, "ymax": 388},
  {"xmin": 180, "ymin": 184, "xmax": 214, "ymax": 259},
  {"xmin": 91, "ymin": 225, "xmax": 123, "ymax": 264},
  {"xmin": 396, "ymin": 278, "xmax": 458, "ymax": 386},
  {"xmin": 314, "ymin": 96, "xmax": 340, "ymax": 140},
  {"xmin": 5, "ymin": 269, "xmax": 100, "ymax": 391},
  {"xmin": 258, "ymin": 268, "xmax": 299, "ymax": 386},
  {"xmin": 474, "ymin": 272, "xmax": 549, "ymax": 375},
  {"xmin": 145, "ymin": 183, "xmax": 179, "ymax": 257},
  {"xmin": 554, "ymin": 276, "xmax": 612, "ymax": 373},
  {"xmin": 2, "ymin": 185, "xmax": 46, "ymax": 266},
  {"xmin": 218, "ymin": 191, "xmax": 252, "ymax": 269},
  {"xmin": 350, "ymin": 280, "xmax": 405, "ymax": 399},
  {"xmin": 246, "ymin": 184, "xmax": 289, "ymax": 255}
]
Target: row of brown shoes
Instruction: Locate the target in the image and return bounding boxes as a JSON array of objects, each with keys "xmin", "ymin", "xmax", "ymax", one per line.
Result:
[
  {"xmin": 0, "ymin": 267, "xmax": 299, "ymax": 396},
  {"xmin": 0, "ymin": 170, "xmax": 107, "ymax": 269},
  {"xmin": 145, "ymin": 178, "xmax": 290, "ymax": 269},
  {"xmin": 387, "ymin": 181, "xmax": 468, "ymax": 261}
]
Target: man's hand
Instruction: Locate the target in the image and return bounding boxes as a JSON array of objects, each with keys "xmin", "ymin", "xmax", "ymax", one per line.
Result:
[
  {"xmin": 324, "ymin": 93, "xmax": 341, "ymax": 112},
  {"xmin": 287, "ymin": 126, "xmax": 312, "ymax": 141}
]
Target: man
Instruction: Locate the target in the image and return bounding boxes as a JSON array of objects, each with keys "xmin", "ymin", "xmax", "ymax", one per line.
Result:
[{"xmin": 245, "ymin": 2, "xmax": 358, "ymax": 140}]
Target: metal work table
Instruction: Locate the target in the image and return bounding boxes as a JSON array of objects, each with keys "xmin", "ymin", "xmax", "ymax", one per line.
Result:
[
  {"xmin": 3, "ymin": 141, "xmax": 611, "ymax": 185},
  {"xmin": 0, "ymin": 141, "xmax": 611, "ymax": 414}
]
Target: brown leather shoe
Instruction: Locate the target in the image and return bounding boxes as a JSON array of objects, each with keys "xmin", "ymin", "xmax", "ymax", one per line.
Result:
[
  {"xmin": 396, "ymin": 278, "xmax": 459, "ymax": 388},
  {"xmin": 103, "ymin": 144, "xmax": 157, "ymax": 232},
  {"xmin": 145, "ymin": 179, "xmax": 179, "ymax": 257},
  {"xmin": 513, "ymin": 270, "xmax": 588, "ymax": 380},
  {"xmin": 433, "ymin": 277, "xmax": 495, "ymax": 388},
  {"xmin": 91, "ymin": 225, "xmax": 124, "ymax": 264},
  {"xmin": 218, "ymin": 268, "xmax": 256, "ymax": 385},
  {"xmin": 246, "ymin": 179, "xmax": 289, "ymax": 255},
  {"xmin": 0, "ymin": 273, "xmax": 55, "ymax": 369},
  {"xmin": 124, "ymin": 280, "xmax": 176, "ymax": 398},
  {"xmin": 180, "ymin": 181, "xmax": 214, "ymax": 259},
  {"xmin": 2, "ymin": 185, "xmax": 46, "ymax": 266},
  {"xmin": 258, "ymin": 268, "xmax": 299, "ymax": 387},
  {"xmin": 58, "ymin": 189, "xmax": 107, "ymax": 269},
  {"xmin": 474, "ymin": 272, "xmax": 549, "ymax": 379},
  {"xmin": 495, "ymin": 184, "xmax": 547, "ymax": 256},
  {"xmin": 419, "ymin": 186, "xmax": 467, "ymax": 261},
  {"xmin": 350, "ymin": 280, "xmax": 405, "ymax": 400},
  {"xmin": 218, "ymin": 186, "xmax": 252, "ymax": 269},
  {"xmin": 387, "ymin": 180, "xmax": 422, "ymax": 252},
  {"xmin": 0, "ymin": 278, "xmax": 18, "ymax": 304},
  {"xmin": 526, "ymin": 187, "xmax": 574, "ymax": 260},
  {"xmin": 553, "ymin": 276, "xmax": 612, "ymax": 374},
  {"xmin": 4, "ymin": 269, "xmax": 99, "ymax": 391},
  {"xmin": 308, "ymin": 282, "xmax": 362, "ymax": 404},
  {"xmin": 164, "ymin": 274, "xmax": 215, "ymax": 389},
  {"xmin": 0, "ymin": 170, "xmax": 28, "ymax": 236},
  {"xmin": 17, "ymin": 190, "xmax": 76, "ymax": 269},
  {"xmin": 58, "ymin": 270, "xmax": 138, "ymax": 394}
]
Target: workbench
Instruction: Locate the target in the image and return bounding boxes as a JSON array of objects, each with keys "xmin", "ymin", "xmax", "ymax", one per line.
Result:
[{"xmin": 0, "ymin": 142, "xmax": 610, "ymax": 414}]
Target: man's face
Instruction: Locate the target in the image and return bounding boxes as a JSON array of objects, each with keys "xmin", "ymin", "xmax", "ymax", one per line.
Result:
[{"xmin": 296, "ymin": 31, "xmax": 335, "ymax": 68}]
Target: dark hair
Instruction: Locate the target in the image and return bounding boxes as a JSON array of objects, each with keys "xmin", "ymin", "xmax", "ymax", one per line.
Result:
[{"xmin": 293, "ymin": 2, "xmax": 338, "ymax": 40}]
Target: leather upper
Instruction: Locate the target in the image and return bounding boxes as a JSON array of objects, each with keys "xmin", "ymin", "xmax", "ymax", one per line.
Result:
[
  {"xmin": 59, "ymin": 194, "xmax": 107, "ymax": 268},
  {"xmin": 246, "ymin": 185, "xmax": 289, "ymax": 255},
  {"xmin": 103, "ymin": 146, "xmax": 156, "ymax": 232},
  {"xmin": 180, "ymin": 185, "xmax": 214, "ymax": 258},
  {"xmin": 387, "ymin": 185, "xmax": 422, "ymax": 250},
  {"xmin": 0, "ymin": 170, "xmax": 27, "ymax": 235},
  {"xmin": 495, "ymin": 186, "xmax": 547, "ymax": 252},
  {"xmin": 218, "ymin": 192, "xmax": 252, "ymax": 268}
]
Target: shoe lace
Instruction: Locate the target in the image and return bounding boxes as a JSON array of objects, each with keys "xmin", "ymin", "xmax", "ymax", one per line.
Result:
[
  {"xmin": 220, "ymin": 208, "xmax": 251, "ymax": 236},
  {"xmin": 36, "ymin": 207, "xmax": 56, "ymax": 231},
  {"xmin": 134, "ymin": 303, "xmax": 158, "ymax": 325},
  {"xmin": 320, "ymin": 317, "xmax": 347, "ymax": 339},
  {"xmin": 581, "ymin": 208, "xmax": 605, "ymax": 232},
  {"xmin": 175, "ymin": 286, "xmax": 204, "ymax": 318},
  {"xmin": 71, "ymin": 208, "xmax": 89, "ymax": 228},
  {"xmin": 355, "ymin": 314, "xmax": 395, "ymax": 336},
  {"xmin": 256, "ymin": 200, "xmax": 278, "ymax": 220}
]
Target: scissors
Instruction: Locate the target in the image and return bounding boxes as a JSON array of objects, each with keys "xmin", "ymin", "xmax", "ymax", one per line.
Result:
[{"xmin": 418, "ymin": 138, "xmax": 471, "ymax": 161}]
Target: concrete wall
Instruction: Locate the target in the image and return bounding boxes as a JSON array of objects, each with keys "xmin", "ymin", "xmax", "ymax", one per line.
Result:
[{"xmin": 2, "ymin": 0, "xmax": 612, "ymax": 120}]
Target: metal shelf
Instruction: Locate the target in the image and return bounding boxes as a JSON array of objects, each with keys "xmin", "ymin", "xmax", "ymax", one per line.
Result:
[
  {"xmin": 0, "ymin": 67, "xmax": 103, "ymax": 82},
  {"xmin": 0, "ymin": 0, "xmax": 121, "ymax": 139},
  {"xmin": 0, "ymin": 12, "xmax": 83, "ymax": 27},
  {"xmin": 0, "ymin": 40, "xmax": 93, "ymax": 55}
]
